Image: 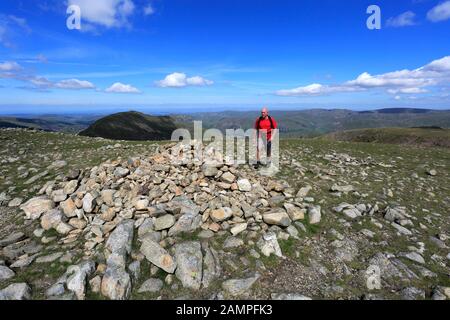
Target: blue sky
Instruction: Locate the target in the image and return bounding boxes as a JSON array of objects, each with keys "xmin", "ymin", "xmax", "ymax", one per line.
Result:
[{"xmin": 0, "ymin": 0, "xmax": 449, "ymax": 114}]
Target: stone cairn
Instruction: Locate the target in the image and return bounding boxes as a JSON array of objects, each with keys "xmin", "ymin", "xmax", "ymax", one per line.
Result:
[{"xmin": 17, "ymin": 141, "xmax": 316, "ymax": 299}]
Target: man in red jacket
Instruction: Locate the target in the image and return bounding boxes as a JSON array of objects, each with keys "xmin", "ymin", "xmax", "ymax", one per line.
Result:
[{"xmin": 254, "ymin": 107, "xmax": 278, "ymax": 168}]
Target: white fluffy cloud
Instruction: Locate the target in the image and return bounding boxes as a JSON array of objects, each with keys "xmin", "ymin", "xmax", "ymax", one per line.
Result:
[
  {"xmin": 55, "ymin": 78, "xmax": 95, "ymax": 89},
  {"xmin": 144, "ymin": 4, "xmax": 155, "ymax": 16},
  {"xmin": 0, "ymin": 60, "xmax": 95, "ymax": 91},
  {"xmin": 427, "ymin": 1, "xmax": 450, "ymax": 22},
  {"xmin": 105, "ymin": 82, "xmax": 140, "ymax": 93},
  {"xmin": 68, "ymin": 0, "xmax": 135, "ymax": 28},
  {"xmin": 0, "ymin": 61, "xmax": 22, "ymax": 71},
  {"xmin": 386, "ymin": 11, "xmax": 416, "ymax": 27},
  {"xmin": 29, "ymin": 76, "xmax": 53, "ymax": 88},
  {"xmin": 276, "ymin": 56, "xmax": 450, "ymax": 97},
  {"xmin": 156, "ymin": 72, "xmax": 214, "ymax": 88},
  {"xmin": 276, "ymin": 83, "xmax": 359, "ymax": 96},
  {"xmin": 387, "ymin": 87, "xmax": 428, "ymax": 94}
]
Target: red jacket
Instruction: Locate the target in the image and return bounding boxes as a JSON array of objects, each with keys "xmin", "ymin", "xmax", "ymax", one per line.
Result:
[{"xmin": 254, "ymin": 116, "xmax": 278, "ymax": 141}]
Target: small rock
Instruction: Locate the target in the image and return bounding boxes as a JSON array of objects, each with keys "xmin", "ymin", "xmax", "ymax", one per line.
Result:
[
  {"xmin": 222, "ymin": 273, "xmax": 260, "ymax": 296},
  {"xmin": 221, "ymin": 172, "xmax": 236, "ymax": 184},
  {"xmin": 89, "ymin": 276, "xmax": 102, "ymax": 293},
  {"xmin": 237, "ymin": 179, "xmax": 252, "ymax": 192},
  {"xmin": 283, "ymin": 203, "xmax": 305, "ymax": 221},
  {"xmin": 0, "ymin": 266, "xmax": 15, "ymax": 280},
  {"xmin": 82, "ymin": 193, "xmax": 95, "ymax": 213},
  {"xmin": 154, "ymin": 214, "xmax": 176, "ymax": 231},
  {"xmin": 135, "ymin": 199, "xmax": 149, "ymax": 211},
  {"xmin": 138, "ymin": 278, "xmax": 163, "ymax": 293},
  {"xmin": 257, "ymin": 232, "xmax": 282, "ymax": 257},
  {"xmin": 40, "ymin": 209, "xmax": 63, "ymax": 230},
  {"xmin": 69, "ymin": 218, "xmax": 87, "ymax": 230},
  {"xmin": 114, "ymin": 167, "xmax": 129, "ymax": 178},
  {"xmin": 271, "ymin": 293, "xmax": 312, "ymax": 300},
  {"xmin": 331, "ymin": 184, "xmax": 354, "ymax": 193},
  {"xmin": 401, "ymin": 252, "xmax": 425, "ymax": 264},
  {"xmin": 0, "ymin": 232, "xmax": 25, "ymax": 247},
  {"xmin": 211, "ymin": 207, "xmax": 233, "ymax": 222},
  {"xmin": 202, "ymin": 164, "xmax": 218, "ymax": 177},
  {"xmin": 308, "ymin": 205, "xmax": 321, "ymax": 224},
  {"xmin": 36, "ymin": 252, "xmax": 63, "ymax": 263},
  {"xmin": 230, "ymin": 223, "xmax": 247, "ymax": 236},
  {"xmin": 296, "ymin": 185, "xmax": 311, "ymax": 198},
  {"xmin": 63, "ymin": 180, "xmax": 78, "ymax": 195},
  {"xmin": 0, "ymin": 283, "xmax": 31, "ymax": 300},
  {"xmin": 60, "ymin": 198, "xmax": 77, "ymax": 218},
  {"xmin": 343, "ymin": 208, "xmax": 361, "ymax": 219},
  {"xmin": 8, "ymin": 198, "xmax": 23, "ymax": 207},
  {"xmin": 401, "ymin": 287, "xmax": 425, "ymax": 300},
  {"xmin": 56, "ymin": 222, "xmax": 73, "ymax": 235},
  {"xmin": 391, "ymin": 222, "xmax": 412, "ymax": 236},
  {"xmin": 223, "ymin": 236, "xmax": 244, "ymax": 249},
  {"xmin": 128, "ymin": 261, "xmax": 141, "ymax": 281}
]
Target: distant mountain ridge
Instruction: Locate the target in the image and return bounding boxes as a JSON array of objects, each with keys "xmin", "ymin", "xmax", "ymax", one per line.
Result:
[
  {"xmin": 172, "ymin": 108, "xmax": 450, "ymax": 137},
  {"xmin": 358, "ymin": 108, "xmax": 434, "ymax": 114},
  {"xmin": 78, "ymin": 111, "xmax": 178, "ymax": 141},
  {"xmin": 1, "ymin": 108, "xmax": 450, "ymax": 138}
]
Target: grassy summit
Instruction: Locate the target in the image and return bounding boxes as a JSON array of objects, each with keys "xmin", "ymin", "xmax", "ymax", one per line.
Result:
[{"xmin": 79, "ymin": 111, "xmax": 178, "ymax": 141}]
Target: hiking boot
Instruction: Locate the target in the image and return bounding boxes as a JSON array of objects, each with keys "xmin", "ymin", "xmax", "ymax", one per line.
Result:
[{"xmin": 253, "ymin": 161, "xmax": 262, "ymax": 169}]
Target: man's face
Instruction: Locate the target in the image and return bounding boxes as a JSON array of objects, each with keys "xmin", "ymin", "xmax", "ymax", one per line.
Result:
[{"xmin": 261, "ymin": 109, "xmax": 268, "ymax": 118}]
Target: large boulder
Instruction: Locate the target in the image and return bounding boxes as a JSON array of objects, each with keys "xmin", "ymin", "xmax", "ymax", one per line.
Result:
[
  {"xmin": 40, "ymin": 209, "xmax": 64, "ymax": 231},
  {"xmin": 174, "ymin": 242, "xmax": 203, "ymax": 290},
  {"xmin": 105, "ymin": 219, "xmax": 134, "ymax": 257},
  {"xmin": 201, "ymin": 243, "xmax": 222, "ymax": 288},
  {"xmin": 140, "ymin": 238, "xmax": 177, "ymax": 273},
  {"xmin": 20, "ymin": 196, "xmax": 54, "ymax": 220},
  {"xmin": 101, "ymin": 262, "xmax": 132, "ymax": 300},
  {"xmin": 262, "ymin": 210, "xmax": 291, "ymax": 227},
  {"xmin": 66, "ymin": 260, "xmax": 96, "ymax": 300},
  {"xmin": 101, "ymin": 220, "xmax": 135, "ymax": 300}
]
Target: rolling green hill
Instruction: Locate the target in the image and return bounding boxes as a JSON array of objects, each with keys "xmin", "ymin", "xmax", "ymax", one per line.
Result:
[
  {"xmin": 78, "ymin": 111, "xmax": 178, "ymax": 141},
  {"xmin": 0, "ymin": 115, "xmax": 100, "ymax": 133}
]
